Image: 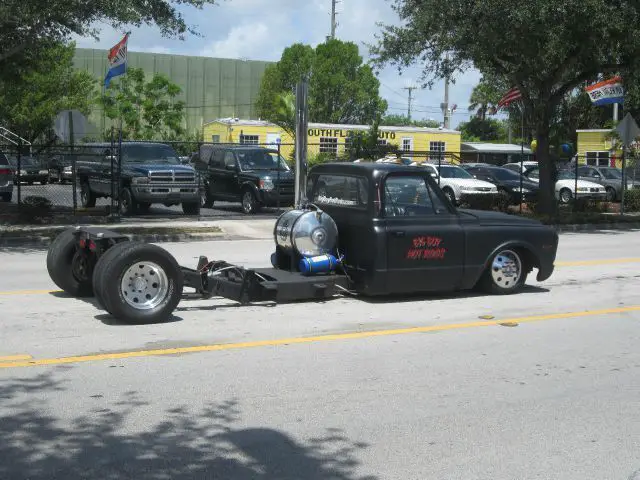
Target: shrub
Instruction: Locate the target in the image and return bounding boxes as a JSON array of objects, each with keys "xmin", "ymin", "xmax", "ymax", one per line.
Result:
[
  {"xmin": 459, "ymin": 192, "xmax": 510, "ymax": 212},
  {"xmin": 18, "ymin": 196, "xmax": 53, "ymax": 223},
  {"xmin": 571, "ymin": 197, "xmax": 607, "ymax": 213},
  {"xmin": 307, "ymin": 152, "xmax": 338, "ymax": 169},
  {"xmin": 623, "ymin": 189, "xmax": 640, "ymax": 212}
]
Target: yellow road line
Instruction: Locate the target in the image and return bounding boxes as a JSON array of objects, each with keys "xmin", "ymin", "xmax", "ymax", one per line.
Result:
[
  {"xmin": 0, "ymin": 354, "xmax": 32, "ymax": 362},
  {"xmin": 555, "ymin": 257, "xmax": 640, "ymax": 267},
  {"xmin": 1, "ymin": 305, "xmax": 639, "ymax": 370}
]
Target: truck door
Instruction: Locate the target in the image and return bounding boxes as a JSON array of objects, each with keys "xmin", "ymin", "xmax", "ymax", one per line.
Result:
[{"xmin": 383, "ymin": 173, "xmax": 465, "ymax": 294}]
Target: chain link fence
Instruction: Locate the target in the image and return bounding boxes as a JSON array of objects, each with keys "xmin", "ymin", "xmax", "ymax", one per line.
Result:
[{"xmin": 4, "ymin": 138, "xmax": 640, "ymax": 222}]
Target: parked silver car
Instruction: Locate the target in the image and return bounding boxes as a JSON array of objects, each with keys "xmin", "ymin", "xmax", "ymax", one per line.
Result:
[
  {"xmin": 0, "ymin": 152, "xmax": 13, "ymax": 202},
  {"xmin": 576, "ymin": 165, "xmax": 639, "ymax": 202}
]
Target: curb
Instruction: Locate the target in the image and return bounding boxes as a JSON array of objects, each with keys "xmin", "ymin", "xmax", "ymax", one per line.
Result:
[
  {"xmin": 0, "ymin": 231, "xmax": 235, "ymax": 249},
  {"xmin": 554, "ymin": 222, "xmax": 640, "ymax": 233}
]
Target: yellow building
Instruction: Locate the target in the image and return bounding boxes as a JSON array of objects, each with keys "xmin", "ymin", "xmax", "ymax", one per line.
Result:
[
  {"xmin": 576, "ymin": 129, "xmax": 621, "ymax": 167},
  {"xmin": 202, "ymin": 118, "xmax": 462, "ymax": 162}
]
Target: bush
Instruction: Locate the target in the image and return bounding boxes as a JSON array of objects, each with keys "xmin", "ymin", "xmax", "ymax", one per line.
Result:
[
  {"xmin": 307, "ymin": 152, "xmax": 339, "ymax": 169},
  {"xmin": 18, "ymin": 196, "xmax": 53, "ymax": 223},
  {"xmin": 623, "ymin": 189, "xmax": 640, "ymax": 212},
  {"xmin": 459, "ymin": 192, "xmax": 511, "ymax": 212},
  {"xmin": 571, "ymin": 197, "xmax": 607, "ymax": 213}
]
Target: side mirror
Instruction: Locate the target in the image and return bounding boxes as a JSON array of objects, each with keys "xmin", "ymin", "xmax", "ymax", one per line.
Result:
[
  {"xmin": 430, "ymin": 172, "xmax": 438, "ymax": 178},
  {"xmin": 225, "ymin": 164, "xmax": 237, "ymax": 171}
]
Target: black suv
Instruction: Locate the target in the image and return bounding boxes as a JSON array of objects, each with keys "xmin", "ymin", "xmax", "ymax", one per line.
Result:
[{"xmin": 194, "ymin": 145, "xmax": 294, "ymax": 214}]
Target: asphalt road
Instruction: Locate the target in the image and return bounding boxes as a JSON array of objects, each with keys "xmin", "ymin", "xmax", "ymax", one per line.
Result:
[
  {"xmin": 8, "ymin": 182, "xmax": 285, "ymax": 219},
  {"xmin": 1, "ymin": 230, "xmax": 640, "ymax": 479}
]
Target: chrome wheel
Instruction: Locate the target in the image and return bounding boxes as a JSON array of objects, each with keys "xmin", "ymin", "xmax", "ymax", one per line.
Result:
[
  {"xmin": 559, "ymin": 188, "xmax": 572, "ymax": 204},
  {"xmin": 120, "ymin": 261, "xmax": 169, "ymax": 310},
  {"xmin": 242, "ymin": 191, "xmax": 254, "ymax": 213},
  {"xmin": 490, "ymin": 250, "xmax": 522, "ymax": 290}
]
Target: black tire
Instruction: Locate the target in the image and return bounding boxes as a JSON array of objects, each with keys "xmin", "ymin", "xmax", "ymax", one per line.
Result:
[
  {"xmin": 120, "ymin": 187, "xmax": 137, "ymax": 216},
  {"xmin": 201, "ymin": 185, "xmax": 214, "ymax": 208},
  {"xmin": 46, "ymin": 228, "xmax": 94, "ymax": 297},
  {"xmin": 241, "ymin": 188, "xmax": 259, "ymax": 214},
  {"xmin": 97, "ymin": 242, "xmax": 184, "ymax": 324},
  {"xmin": 559, "ymin": 188, "xmax": 572, "ymax": 204},
  {"xmin": 479, "ymin": 248, "xmax": 528, "ymax": 295},
  {"xmin": 92, "ymin": 241, "xmax": 132, "ymax": 314},
  {"xmin": 182, "ymin": 201, "xmax": 200, "ymax": 215},
  {"xmin": 80, "ymin": 181, "xmax": 96, "ymax": 208},
  {"xmin": 442, "ymin": 187, "xmax": 456, "ymax": 205},
  {"xmin": 138, "ymin": 202, "xmax": 152, "ymax": 214},
  {"xmin": 41, "ymin": 178, "xmax": 48, "ymax": 185},
  {"xmin": 605, "ymin": 187, "xmax": 616, "ymax": 202},
  {"xmin": 0, "ymin": 192, "xmax": 11, "ymax": 202}
]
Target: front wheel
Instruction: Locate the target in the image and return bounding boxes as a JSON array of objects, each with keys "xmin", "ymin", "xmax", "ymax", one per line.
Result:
[
  {"xmin": 182, "ymin": 201, "xmax": 200, "ymax": 215},
  {"xmin": 605, "ymin": 187, "xmax": 616, "ymax": 202},
  {"xmin": 442, "ymin": 187, "xmax": 456, "ymax": 205},
  {"xmin": 80, "ymin": 181, "xmax": 96, "ymax": 208},
  {"xmin": 479, "ymin": 249, "xmax": 527, "ymax": 295},
  {"xmin": 96, "ymin": 242, "xmax": 184, "ymax": 324},
  {"xmin": 241, "ymin": 189, "xmax": 259, "ymax": 214},
  {"xmin": 120, "ymin": 187, "xmax": 137, "ymax": 215},
  {"xmin": 559, "ymin": 188, "xmax": 572, "ymax": 204}
]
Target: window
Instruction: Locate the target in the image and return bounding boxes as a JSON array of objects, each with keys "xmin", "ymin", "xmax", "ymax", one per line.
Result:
[
  {"xmin": 377, "ymin": 139, "xmax": 388, "ymax": 146},
  {"xmin": 210, "ymin": 150, "xmax": 225, "ymax": 167},
  {"xmin": 586, "ymin": 151, "xmax": 610, "ymax": 166},
  {"xmin": 223, "ymin": 152, "xmax": 236, "ymax": 168},
  {"xmin": 211, "ymin": 135, "xmax": 220, "ymax": 143},
  {"xmin": 239, "ymin": 134, "xmax": 259, "ymax": 144},
  {"xmin": 402, "ymin": 138, "xmax": 413, "ymax": 152},
  {"xmin": 312, "ymin": 174, "xmax": 368, "ymax": 208},
  {"xmin": 383, "ymin": 175, "xmax": 447, "ymax": 217},
  {"xmin": 429, "ymin": 141, "xmax": 446, "ymax": 161},
  {"xmin": 438, "ymin": 165, "xmax": 474, "ymax": 179},
  {"xmin": 319, "ymin": 137, "xmax": 338, "ymax": 154}
]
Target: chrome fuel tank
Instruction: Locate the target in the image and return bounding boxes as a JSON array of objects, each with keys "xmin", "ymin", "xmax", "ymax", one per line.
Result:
[{"xmin": 274, "ymin": 208, "xmax": 338, "ymax": 257}]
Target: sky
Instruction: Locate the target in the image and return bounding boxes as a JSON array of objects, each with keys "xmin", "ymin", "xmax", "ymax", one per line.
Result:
[{"xmin": 71, "ymin": 0, "xmax": 486, "ymax": 129}]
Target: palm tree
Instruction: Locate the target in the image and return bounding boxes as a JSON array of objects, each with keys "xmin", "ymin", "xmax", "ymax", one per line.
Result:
[
  {"xmin": 468, "ymin": 79, "xmax": 500, "ymax": 120},
  {"xmin": 270, "ymin": 91, "xmax": 296, "ymax": 140}
]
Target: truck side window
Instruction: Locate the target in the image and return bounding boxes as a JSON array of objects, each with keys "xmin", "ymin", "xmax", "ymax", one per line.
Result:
[
  {"xmin": 312, "ymin": 174, "xmax": 368, "ymax": 208},
  {"xmin": 210, "ymin": 150, "xmax": 224, "ymax": 168},
  {"xmin": 224, "ymin": 152, "xmax": 236, "ymax": 169},
  {"xmin": 383, "ymin": 175, "xmax": 446, "ymax": 217}
]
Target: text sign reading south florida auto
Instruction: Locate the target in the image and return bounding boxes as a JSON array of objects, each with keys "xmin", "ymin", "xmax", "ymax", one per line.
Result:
[{"xmin": 308, "ymin": 128, "xmax": 397, "ymax": 140}]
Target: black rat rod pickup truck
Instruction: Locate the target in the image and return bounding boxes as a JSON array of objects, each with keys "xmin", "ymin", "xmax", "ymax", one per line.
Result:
[{"xmin": 46, "ymin": 162, "xmax": 558, "ymax": 325}]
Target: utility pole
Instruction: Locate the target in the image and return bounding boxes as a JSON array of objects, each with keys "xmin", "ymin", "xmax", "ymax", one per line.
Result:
[
  {"xmin": 441, "ymin": 52, "xmax": 451, "ymax": 129},
  {"xmin": 329, "ymin": 0, "xmax": 340, "ymax": 39},
  {"xmin": 403, "ymin": 86, "xmax": 417, "ymax": 120}
]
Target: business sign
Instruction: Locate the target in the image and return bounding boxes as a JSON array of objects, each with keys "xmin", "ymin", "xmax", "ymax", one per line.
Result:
[
  {"xmin": 585, "ymin": 76, "xmax": 624, "ymax": 106},
  {"xmin": 307, "ymin": 128, "xmax": 397, "ymax": 140}
]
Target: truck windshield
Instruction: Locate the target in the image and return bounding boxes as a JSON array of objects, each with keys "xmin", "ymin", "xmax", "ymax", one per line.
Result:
[
  {"xmin": 238, "ymin": 150, "xmax": 290, "ymax": 171},
  {"xmin": 121, "ymin": 144, "xmax": 181, "ymax": 164}
]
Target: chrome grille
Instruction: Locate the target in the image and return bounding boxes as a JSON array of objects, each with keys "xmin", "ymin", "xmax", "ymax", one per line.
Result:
[{"xmin": 148, "ymin": 170, "xmax": 196, "ymax": 184}]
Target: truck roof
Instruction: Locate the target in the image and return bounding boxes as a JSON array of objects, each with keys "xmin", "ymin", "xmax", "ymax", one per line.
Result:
[{"xmin": 310, "ymin": 161, "xmax": 424, "ymax": 180}]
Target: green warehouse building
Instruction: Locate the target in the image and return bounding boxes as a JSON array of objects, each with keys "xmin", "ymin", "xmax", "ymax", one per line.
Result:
[{"xmin": 72, "ymin": 48, "xmax": 273, "ymax": 136}]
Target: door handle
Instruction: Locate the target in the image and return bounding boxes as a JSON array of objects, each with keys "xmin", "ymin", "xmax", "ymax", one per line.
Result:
[{"xmin": 391, "ymin": 231, "xmax": 406, "ymax": 237}]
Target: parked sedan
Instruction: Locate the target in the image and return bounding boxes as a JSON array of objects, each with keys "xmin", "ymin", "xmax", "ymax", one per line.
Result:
[
  {"xmin": 7, "ymin": 156, "xmax": 49, "ymax": 185},
  {"xmin": 575, "ymin": 165, "xmax": 639, "ymax": 202},
  {"xmin": 462, "ymin": 165, "xmax": 539, "ymax": 204},
  {"xmin": 418, "ymin": 163, "xmax": 499, "ymax": 205},
  {"xmin": 524, "ymin": 166, "xmax": 607, "ymax": 204}
]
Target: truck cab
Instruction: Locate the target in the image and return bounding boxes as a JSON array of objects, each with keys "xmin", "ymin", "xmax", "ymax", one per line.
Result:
[{"xmin": 306, "ymin": 162, "xmax": 558, "ymax": 296}]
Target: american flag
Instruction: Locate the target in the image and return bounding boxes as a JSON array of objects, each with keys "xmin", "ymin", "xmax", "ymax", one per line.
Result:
[{"xmin": 497, "ymin": 87, "xmax": 522, "ymax": 108}]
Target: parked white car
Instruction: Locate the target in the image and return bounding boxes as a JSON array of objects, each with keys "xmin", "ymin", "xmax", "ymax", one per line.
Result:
[
  {"xmin": 418, "ymin": 163, "xmax": 499, "ymax": 205},
  {"xmin": 524, "ymin": 167, "xmax": 607, "ymax": 204}
]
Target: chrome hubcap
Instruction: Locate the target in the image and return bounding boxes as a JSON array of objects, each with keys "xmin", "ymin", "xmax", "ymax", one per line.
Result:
[
  {"xmin": 490, "ymin": 250, "xmax": 522, "ymax": 289},
  {"xmin": 243, "ymin": 192, "xmax": 252, "ymax": 212},
  {"xmin": 120, "ymin": 261, "xmax": 169, "ymax": 310}
]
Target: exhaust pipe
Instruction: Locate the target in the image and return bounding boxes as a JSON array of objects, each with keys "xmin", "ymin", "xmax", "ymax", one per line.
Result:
[{"xmin": 294, "ymin": 79, "xmax": 309, "ymax": 207}]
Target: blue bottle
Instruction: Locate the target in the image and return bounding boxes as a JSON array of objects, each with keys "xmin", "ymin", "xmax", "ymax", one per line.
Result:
[{"xmin": 299, "ymin": 254, "xmax": 341, "ymax": 275}]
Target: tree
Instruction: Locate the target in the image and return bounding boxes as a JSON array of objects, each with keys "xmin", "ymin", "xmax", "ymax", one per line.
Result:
[
  {"xmin": 256, "ymin": 39, "xmax": 388, "ymax": 126},
  {"xmin": 0, "ymin": 0, "xmax": 220, "ymax": 64},
  {"xmin": 380, "ymin": 114, "xmax": 439, "ymax": 128},
  {"xmin": 370, "ymin": 0, "xmax": 640, "ymax": 214},
  {"xmin": 458, "ymin": 117, "xmax": 506, "ymax": 142},
  {"xmin": 99, "ymin": 67, "xmax": 185, "ymax": 140},
  {"xmin": 468, "ymin": 76, "xmax": 503, "ymax": 120},
  {"xmin": 0, "ymin": 41, "xmax": 97, "ymax": 143}
]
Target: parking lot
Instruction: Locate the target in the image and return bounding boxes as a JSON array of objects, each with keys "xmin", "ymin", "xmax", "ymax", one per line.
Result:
[{"xmin": 1, "ymin": 229, "xmax": 639, "ymax": 479}]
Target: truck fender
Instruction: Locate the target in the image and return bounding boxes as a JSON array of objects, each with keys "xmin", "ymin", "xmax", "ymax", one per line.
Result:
[
  {"xmin": 240, "ymin": 180, "xmax": 260, "ymax": 196},
  {"xmin": 475, "ymin": 240, "xmax": 541, "ymax": 285}
]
